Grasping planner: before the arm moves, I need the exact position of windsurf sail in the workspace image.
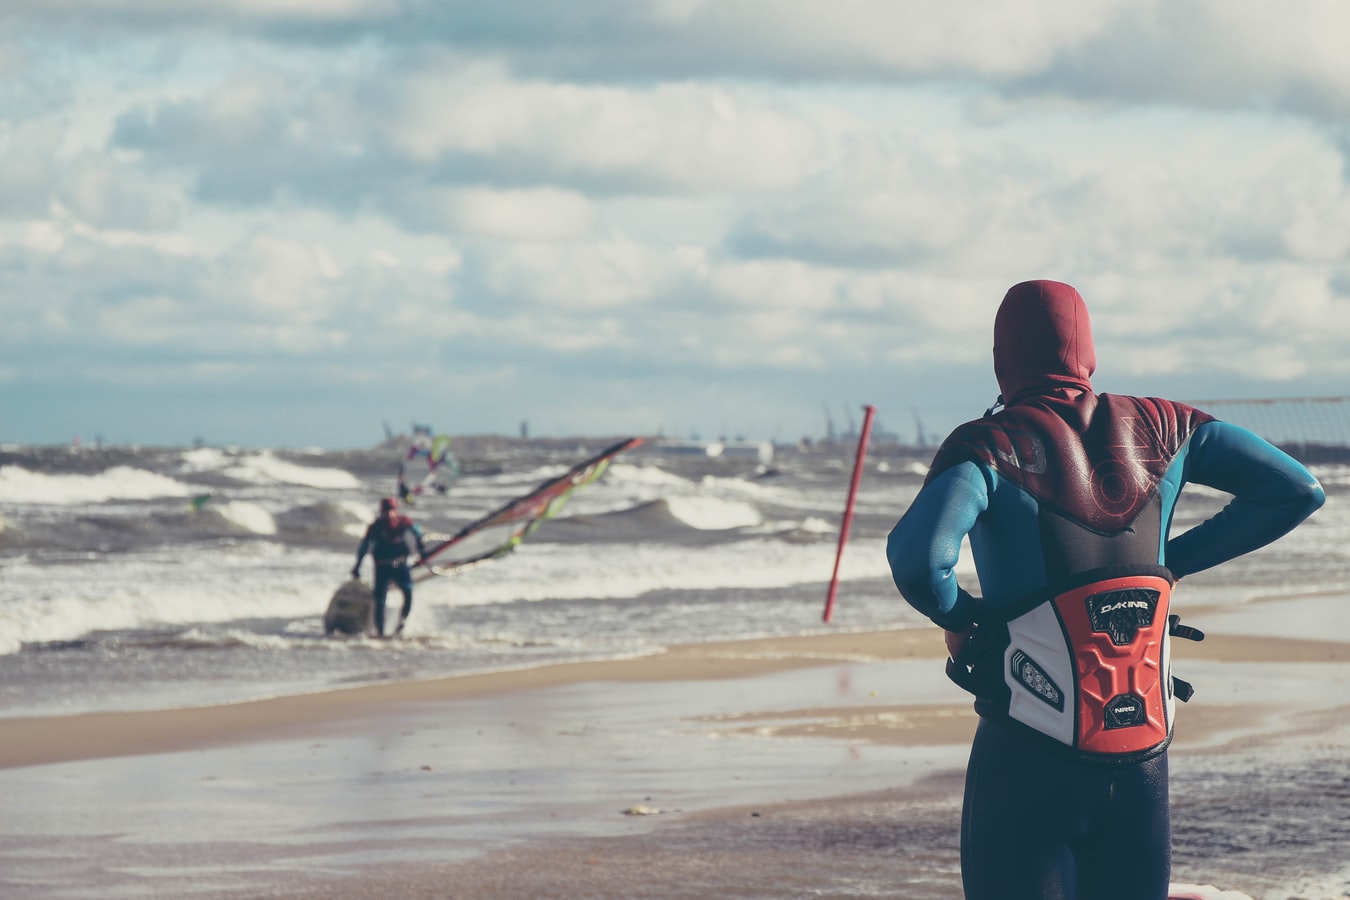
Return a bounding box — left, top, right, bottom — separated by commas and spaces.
415, 437, 643, 580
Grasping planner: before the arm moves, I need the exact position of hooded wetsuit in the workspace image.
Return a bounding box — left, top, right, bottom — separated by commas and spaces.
886, 280, 1324, 900
354, 502, 427, 636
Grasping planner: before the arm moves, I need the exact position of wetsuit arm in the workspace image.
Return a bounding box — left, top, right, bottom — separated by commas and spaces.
352, 531, 372, 577
1166, 421, 1325, 578
887, 461, 989, 631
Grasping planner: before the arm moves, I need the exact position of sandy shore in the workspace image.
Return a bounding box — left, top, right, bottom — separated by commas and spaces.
2, 628, 1347, 771
2, 626, 1348, 899
0, 628, 957, 770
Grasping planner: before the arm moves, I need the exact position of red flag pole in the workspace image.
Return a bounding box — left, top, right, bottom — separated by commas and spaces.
823, 404, 876, 623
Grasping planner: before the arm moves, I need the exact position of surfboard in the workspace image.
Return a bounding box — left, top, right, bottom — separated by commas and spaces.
323, 579, 376, 636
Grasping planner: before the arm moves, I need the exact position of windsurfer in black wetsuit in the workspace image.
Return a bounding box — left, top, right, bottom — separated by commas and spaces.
352, 497, 427, 637
887, 280, 1324, 899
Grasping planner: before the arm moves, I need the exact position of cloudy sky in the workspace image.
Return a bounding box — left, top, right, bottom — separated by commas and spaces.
3, 1, 1349, 449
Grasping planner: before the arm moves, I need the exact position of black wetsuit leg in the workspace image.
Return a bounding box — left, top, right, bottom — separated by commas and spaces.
960, 718, 1171, 900
391, 565, 413, 626
371, 565, 393, 636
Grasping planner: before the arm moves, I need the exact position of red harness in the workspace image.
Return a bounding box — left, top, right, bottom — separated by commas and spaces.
949, 567, 1204, 763
1047, 574, 1174, 755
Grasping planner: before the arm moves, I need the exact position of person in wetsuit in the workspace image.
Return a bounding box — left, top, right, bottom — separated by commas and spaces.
352, 496, 428, 637
886, 280, 1324, 900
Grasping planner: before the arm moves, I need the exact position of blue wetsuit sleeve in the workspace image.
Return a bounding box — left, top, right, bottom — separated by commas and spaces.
887, 461, 989, 631
1167, 420, 1325, 578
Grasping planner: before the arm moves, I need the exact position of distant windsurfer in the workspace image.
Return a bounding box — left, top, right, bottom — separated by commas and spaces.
351, 497, 427, 637
403, 424, 460, 499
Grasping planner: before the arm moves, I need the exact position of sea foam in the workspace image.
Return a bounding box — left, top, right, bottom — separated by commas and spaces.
222, 452, 362, 489
213, 501, 279, 535
0, 465, 192, 504
664, 495, 762, 530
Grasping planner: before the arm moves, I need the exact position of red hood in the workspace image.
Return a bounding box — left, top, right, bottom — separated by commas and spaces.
993, 280, 1095, 405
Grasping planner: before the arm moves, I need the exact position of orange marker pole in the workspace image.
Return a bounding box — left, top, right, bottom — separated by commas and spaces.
823, 404, 876, 623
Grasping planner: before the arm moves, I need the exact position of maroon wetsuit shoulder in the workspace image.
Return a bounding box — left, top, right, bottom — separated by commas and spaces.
926, 394, 1213, 533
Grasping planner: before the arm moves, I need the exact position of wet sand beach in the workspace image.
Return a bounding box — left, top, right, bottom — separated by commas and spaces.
2, 619, 1348, 899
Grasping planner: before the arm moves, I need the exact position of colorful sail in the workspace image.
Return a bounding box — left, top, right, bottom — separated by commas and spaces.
415, 437, 643, 580
428, 434, 460, 475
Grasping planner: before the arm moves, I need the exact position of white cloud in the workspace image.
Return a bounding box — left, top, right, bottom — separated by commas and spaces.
481, 236, 674, 311
388, 63, 828, 192
222, 0, 397, 16
0, 122, 66, 219
708, 0, 1122, 76
59, 157, 183, 230
230, 235, 342, 316
10, 2, 1350, 127
0, 0, 397, 22
5, 1, 1350, 446
448, 188, 595, 242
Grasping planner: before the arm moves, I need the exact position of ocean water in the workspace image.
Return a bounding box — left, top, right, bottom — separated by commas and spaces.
2, 438, 1348, 899
1, 437, 1347, 714
0, 438, 942, 716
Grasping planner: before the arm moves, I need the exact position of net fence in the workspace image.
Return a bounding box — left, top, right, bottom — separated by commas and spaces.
1187, 396, 1350, 464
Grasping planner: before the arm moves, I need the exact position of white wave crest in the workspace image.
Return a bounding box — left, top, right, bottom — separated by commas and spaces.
0, 465, 193, 505
665, 496, 762, 530
214, 501, 278, 535
607, 463, 693, 487
432, 537, 896, 607
222, 452, 362, 489
744, 515, 838, 536
175, 447, 361, 488
177, 448, 235, 472
0, 545, 347, 655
